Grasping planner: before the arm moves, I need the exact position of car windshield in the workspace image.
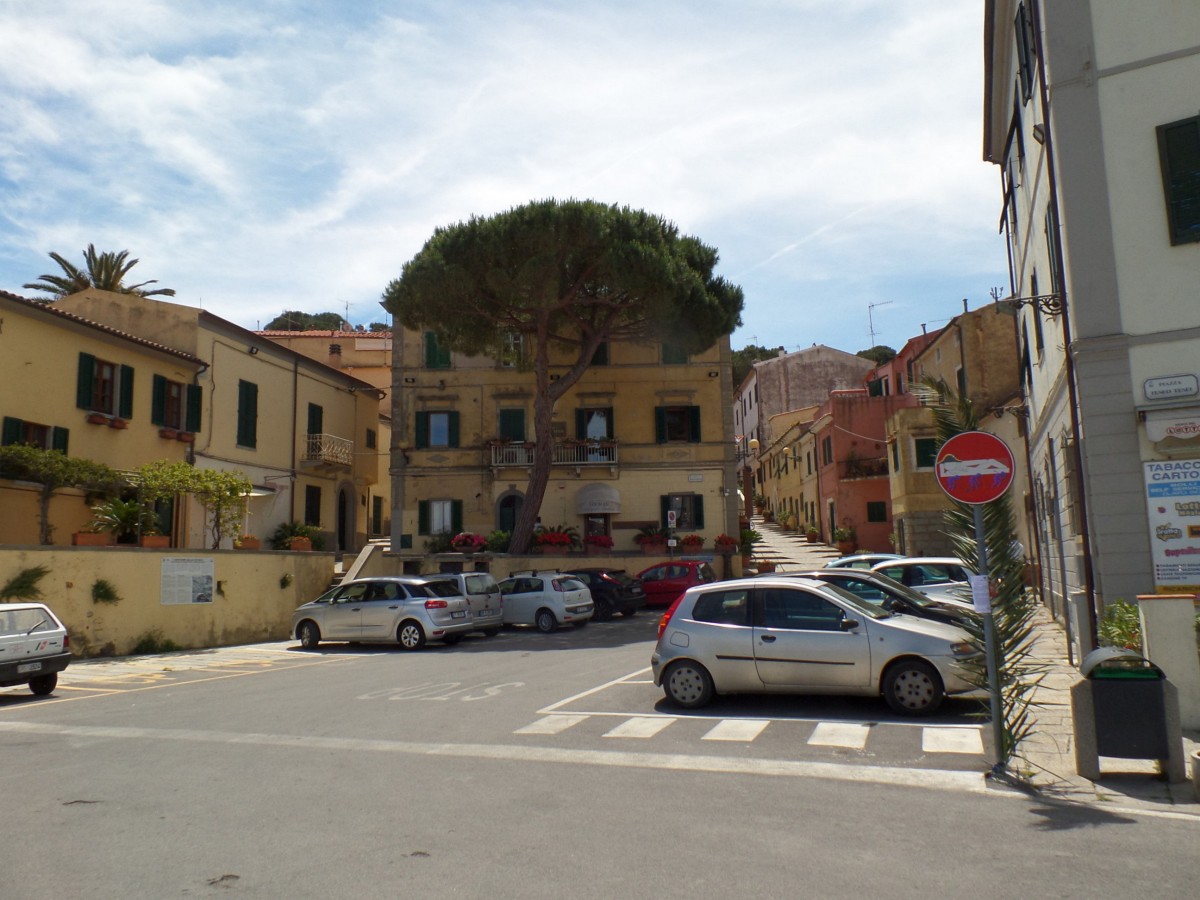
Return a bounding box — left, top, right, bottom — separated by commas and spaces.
818, 583, 891, 620
850, 572, 937, 609
554, 577, 586, 592
418, 581, 461, 598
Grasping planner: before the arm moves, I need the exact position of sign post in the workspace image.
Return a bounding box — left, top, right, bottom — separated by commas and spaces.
935, 431, 1015, 774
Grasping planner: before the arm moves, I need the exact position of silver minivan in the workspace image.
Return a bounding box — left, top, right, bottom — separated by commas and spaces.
427, 572, 504, 636
651, 576, 979, 715
0, 603, 71, 695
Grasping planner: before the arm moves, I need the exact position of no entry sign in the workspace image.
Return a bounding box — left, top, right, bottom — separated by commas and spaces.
935, 431, 1014, 505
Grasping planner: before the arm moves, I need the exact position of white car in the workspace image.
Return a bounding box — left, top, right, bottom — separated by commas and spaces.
498, 572, 594, 633
869, 557, 975, 605
0, 603, 71, 695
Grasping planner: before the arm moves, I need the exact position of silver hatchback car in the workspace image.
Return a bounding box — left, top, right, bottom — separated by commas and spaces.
651, 576, 979, 715
293, 576, 476, 650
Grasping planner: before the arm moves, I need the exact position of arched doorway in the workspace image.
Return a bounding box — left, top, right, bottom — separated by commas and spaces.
497, 492, 524, 532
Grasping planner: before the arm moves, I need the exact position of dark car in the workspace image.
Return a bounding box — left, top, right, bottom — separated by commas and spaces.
564, 568, 646, 620
636, 560, 718, 608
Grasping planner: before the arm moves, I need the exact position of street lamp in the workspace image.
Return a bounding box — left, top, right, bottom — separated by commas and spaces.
994, 292, 1064, 317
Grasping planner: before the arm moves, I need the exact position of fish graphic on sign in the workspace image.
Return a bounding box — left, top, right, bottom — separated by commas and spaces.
937, 454, 1011, 493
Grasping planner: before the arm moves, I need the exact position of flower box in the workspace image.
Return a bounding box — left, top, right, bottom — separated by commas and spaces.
73, 531, 114, 546
287, 536, 313, 552
234, 536, 261, 551
139, 534, 171, 548
86, 412, 109, 425
176, 431, 195, 443
158, 427, 179, 440
108, 418, 128, 429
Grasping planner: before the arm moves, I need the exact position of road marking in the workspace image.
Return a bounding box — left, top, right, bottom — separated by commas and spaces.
923, 727, 984, 754
514, 715, 589, 735
538, 668, 652, 714
604, 716, 675, 738
0, 720, 992, 795
808, 722, 870, 749
702, 719, 769, 741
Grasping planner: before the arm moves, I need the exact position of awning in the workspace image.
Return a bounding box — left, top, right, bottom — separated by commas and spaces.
575, 483, 621, 514
1145, 408, 1200, 442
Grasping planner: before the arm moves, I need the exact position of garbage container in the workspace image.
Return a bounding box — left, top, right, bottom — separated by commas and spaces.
1080, 646, 1169, 759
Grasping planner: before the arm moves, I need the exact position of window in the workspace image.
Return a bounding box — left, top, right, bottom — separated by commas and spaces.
867, 501, 887, 523
1014, 2, 1037, 104
424, 331, 451, 369
415, 411, 460, 448
575, 407, 613, 440
371, 496, 383, 535
365, 428, 377, 450
151, 375, 202, 432
237, 380, 258, 448
76, 353, 133, 418
914, 437, 938, 469
655, 406, 700, 443
499, 332, 523, 368
304, 485, 321, 527
662, 493, 704, 530
821, 436, 833, 466
662, 342, 688, 365
418, 499, 463, 535
691, 589, 750, 626
760, 588, 846, 632
1062, 435, 1084, 536
306, 403, 323, 436
1156, 115, 1200, 245
2, 417, 67, 452
499, 408, 525, 441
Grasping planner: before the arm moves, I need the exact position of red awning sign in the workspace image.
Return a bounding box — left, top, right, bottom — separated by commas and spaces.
935, 431, 1015, 505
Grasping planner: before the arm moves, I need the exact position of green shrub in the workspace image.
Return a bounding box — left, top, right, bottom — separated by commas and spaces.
485, 530, 511, 553
424, 531, 454, 553
269, 521, 325, 551
0, 566, 49, 601
130, 629, 181, 655
91, 578, 121, 604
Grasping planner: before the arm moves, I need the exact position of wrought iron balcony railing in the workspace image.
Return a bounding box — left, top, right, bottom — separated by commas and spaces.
489, 440, 619, 467
304, 432, 354, 467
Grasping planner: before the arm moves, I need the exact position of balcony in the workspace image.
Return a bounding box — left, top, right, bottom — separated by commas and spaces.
840, 455, 888, 480
303, 432, 354, 471
489, 440, 619, 470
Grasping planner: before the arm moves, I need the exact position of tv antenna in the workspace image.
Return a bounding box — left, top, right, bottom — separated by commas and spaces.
868, 301, 893, 347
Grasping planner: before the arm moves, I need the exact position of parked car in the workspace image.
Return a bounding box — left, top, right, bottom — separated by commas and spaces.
636, 560, 718, 608
822, 553, 905, 570
426, 571, 504, 636
0, 602, 71, 696
651, 576, 979, 715
498, 572, 594, 633
796, 569, 972, 626
869, 558, 975, 604
292, 576, 476, 651
563, 568, 646, 620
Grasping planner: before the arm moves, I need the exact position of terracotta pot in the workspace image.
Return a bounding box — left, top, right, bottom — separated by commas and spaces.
139, 534, 171, 548
715, 542, 738, 554
584, 545, 611, 556
806, 532, 819, 543
73, 532, 114, 546
86, 412, 109, 425
288, 536, 313, 552
177, 432, 195, 443
158, 427, 178, 440
235, 537, 261, 550
640, 541, 667, 556
108, 418, 128, 429
836, 540, 856, 555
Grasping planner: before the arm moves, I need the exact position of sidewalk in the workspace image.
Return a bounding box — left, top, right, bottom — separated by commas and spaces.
747, 517, 1200, 813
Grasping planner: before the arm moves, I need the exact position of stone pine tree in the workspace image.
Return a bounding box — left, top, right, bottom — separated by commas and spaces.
382, 199, 744, 553
919, 377, 1044, 773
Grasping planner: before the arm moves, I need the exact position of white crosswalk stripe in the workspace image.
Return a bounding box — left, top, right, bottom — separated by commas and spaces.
604, 716, 676, 738
808, 722, 870, 749
513, 715, 589, 735
702, 719, 770, 741
922, 726, 985, 754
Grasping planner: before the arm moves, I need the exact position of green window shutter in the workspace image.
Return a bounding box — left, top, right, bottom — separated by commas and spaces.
185, 385, 202, 432
660, 495, 670, 528
307, 403, 323, 435
499, 408, 525, 441
451, 500, 463, 533
575, 409, 587, 440
151, 375, 167, 426
654, 407, 666, 444
418, 500, 430, 535
693, 495, 705, 530
118, 365, 135, 419
688, 406, 701, 443
77, 353, 96, 409
237, 380, 258, 448
448, 412, 460, 448
424, 331, 451, 368
414, 412, 429, 449
52, 427, 69, 453
2, 417, 22, 446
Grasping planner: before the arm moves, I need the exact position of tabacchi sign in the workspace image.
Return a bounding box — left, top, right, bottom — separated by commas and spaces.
1144, 460, 1200, 593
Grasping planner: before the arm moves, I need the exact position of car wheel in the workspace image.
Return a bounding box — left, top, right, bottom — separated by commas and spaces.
534, 609, 557, 634
441, 633, 462, 646
882, 660, 944, 715
593, 597, 614, 621
29, 673, 57, 696
298, 620, 321, 650
663, 660, 714, 709
397, 620, 426, 650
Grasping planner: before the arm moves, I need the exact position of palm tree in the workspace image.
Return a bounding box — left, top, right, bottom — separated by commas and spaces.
23, 244, 176, 299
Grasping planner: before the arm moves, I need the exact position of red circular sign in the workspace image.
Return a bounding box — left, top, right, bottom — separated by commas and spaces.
935, 431, 1015, 505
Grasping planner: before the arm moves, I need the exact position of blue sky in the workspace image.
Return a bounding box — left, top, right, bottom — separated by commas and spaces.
0, 0, 1008, 354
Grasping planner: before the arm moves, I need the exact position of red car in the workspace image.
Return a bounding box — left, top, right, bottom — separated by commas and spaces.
635, 560, 718, 608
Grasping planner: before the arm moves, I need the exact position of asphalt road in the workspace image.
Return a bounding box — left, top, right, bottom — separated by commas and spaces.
2, 617, 1198, 898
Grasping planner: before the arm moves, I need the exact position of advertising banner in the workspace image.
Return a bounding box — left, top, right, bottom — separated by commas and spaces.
1144, 460, 1200, 593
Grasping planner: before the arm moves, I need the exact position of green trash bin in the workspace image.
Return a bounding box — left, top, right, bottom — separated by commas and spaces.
1080, 647, 1168, 759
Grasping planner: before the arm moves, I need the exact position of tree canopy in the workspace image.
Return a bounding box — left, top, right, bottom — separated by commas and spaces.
382, 198, 744, 552
263, 310, 349, 331
731, 343, 784, 387
856, 345, 897, 365
24, 244, 176, 299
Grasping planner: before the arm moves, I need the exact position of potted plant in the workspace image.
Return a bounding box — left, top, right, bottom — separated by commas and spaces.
450, 532, 488, 554
86, 497, 156, 545
634, 524, 668, 555
805, 523, 820, 543
233, 534, 261, 550
270, 521, 324, 552
139, 528, 171, 548
777, 510, 795, 531
534, 524, 579, 553
833, 526, 857, 555
713, 533, 739, 553
679, 533, 705, 550
485, 530, 511, 553
583, 534, 614, 555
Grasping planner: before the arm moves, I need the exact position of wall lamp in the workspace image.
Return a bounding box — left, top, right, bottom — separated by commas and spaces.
248, 346, 259, 355
994, 293, 1064, 317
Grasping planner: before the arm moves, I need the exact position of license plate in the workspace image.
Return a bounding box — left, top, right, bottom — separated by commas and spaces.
475, 608, 497, 618
17, 662, 41, 674
451, 611, 467, 619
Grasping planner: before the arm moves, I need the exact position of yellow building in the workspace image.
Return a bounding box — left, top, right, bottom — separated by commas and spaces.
387, 328, 739, 552
0, 290, 204, 545
50, 291, 384, 551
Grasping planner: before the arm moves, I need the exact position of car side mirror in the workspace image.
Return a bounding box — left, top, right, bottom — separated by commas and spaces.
840, 618, 860, 631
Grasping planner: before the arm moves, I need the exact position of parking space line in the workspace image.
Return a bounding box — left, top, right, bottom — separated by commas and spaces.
702, 719, 770, 741
603, 716, 676, 739
538, 667, 651, 714
514, 715, 589, 735
808, 722, 871, 749
922, 726, 984, 754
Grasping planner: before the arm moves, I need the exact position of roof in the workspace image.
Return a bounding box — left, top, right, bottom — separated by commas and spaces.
0, 289, 207, 366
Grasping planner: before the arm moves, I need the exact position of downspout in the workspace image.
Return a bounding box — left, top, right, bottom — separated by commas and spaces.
290, 357, 299, 524
1032, 0, 1098, 641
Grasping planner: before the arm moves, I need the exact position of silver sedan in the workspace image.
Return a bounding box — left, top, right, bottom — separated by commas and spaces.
292, 576, 476, 650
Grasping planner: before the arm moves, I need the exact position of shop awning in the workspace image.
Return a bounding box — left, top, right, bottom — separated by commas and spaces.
1145, 407, 1200, 442
575, 483, 621, 514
